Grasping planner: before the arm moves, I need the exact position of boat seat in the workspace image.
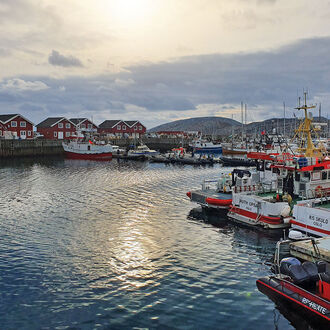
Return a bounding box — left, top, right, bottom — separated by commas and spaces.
302, 261, 319, 282
288, 264, 310, 284
316, 260, 327, 274
280, 257, 301, 276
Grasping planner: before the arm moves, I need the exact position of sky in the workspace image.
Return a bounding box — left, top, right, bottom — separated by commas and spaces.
1, 0, 330, 128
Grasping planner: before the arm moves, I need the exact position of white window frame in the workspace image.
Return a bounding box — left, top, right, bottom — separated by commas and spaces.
139, 126, 142, 131
27, 131, 32, 136
134, 126, 137, 130
11, 121, 17, 127
65, 132, 70, 137
20, 130, 26, 137
66, 123, 71, 129
123, 126, 126, 130
81, 124, 86, 129
58, 123, 63, 128
87, 124, 92, 129
20, 121, 26, 127
54, 131, 57, 138
117, 125, 121, 130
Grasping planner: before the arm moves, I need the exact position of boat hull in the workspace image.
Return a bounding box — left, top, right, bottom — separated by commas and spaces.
228, 206, 289, 229
64, 150, 113, 160
188, 190, 232, 210
193, 147, 222, 154
257, 276, 330, 327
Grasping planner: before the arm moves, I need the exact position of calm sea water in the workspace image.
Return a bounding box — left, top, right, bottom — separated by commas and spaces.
0, 158, 310, 329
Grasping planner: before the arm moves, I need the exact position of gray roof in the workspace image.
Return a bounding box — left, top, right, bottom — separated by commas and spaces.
0, 114, 34, 125
0, 114, 19, 123
99, 120, 122, 128
70, 118, 86, 125
70, 118, 98, 128
125, 120, 139, 127
36, 117, 66, 128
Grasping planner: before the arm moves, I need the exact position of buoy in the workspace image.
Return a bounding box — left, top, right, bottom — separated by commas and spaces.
186, 191, 191, 199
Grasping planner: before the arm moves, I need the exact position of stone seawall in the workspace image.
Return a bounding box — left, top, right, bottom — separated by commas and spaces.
110, 137, 192, 153
0, 140, 64, 158
0, 137, 192, 158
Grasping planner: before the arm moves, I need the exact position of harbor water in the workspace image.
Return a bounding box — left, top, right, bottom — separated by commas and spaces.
0, 158, 310, 329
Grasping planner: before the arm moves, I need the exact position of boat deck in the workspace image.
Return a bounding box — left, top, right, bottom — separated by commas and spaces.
191, 189, 231, 205
290, 237, 330, 263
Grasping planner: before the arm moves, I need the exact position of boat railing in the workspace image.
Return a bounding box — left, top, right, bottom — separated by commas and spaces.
202, 179, 219, 190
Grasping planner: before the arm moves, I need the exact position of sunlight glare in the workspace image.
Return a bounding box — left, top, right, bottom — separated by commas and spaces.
111, 0, 155, 26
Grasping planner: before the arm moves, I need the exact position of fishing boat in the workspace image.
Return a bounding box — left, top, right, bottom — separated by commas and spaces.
290, 195, 330, 237
127, 144, 159, 158
228, 94, 330, 230
62, 139, 113, 160
190, 138, 222, 155
257, 238, 330, 327
186, 169, 260, 211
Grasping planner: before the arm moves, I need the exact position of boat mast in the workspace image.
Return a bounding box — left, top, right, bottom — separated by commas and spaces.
241, 101, 244, 144
294, 92, 321, 157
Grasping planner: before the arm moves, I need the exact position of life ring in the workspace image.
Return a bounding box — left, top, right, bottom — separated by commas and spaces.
315, 185, 323, 197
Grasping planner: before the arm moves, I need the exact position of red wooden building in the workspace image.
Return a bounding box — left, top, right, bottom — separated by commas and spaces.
70, 118, 98, 133
0, 114, 34, 139
36, 117, 76, 140
98, 120, 146, 138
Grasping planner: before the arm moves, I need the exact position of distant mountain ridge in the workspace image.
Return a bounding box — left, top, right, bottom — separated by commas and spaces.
149, 116, 241, 135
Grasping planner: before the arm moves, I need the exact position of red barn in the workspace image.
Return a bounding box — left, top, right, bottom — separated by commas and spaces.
98, 120, 146, 138
0, 114, 34, 139
70, 118, 98, 133
36, 117, 76, 140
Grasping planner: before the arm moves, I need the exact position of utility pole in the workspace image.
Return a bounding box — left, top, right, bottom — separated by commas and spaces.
283, 102, 286, 137
241, 101, 244, 143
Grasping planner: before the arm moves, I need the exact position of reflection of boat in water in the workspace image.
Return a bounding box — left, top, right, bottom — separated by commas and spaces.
257, 238, 330, 328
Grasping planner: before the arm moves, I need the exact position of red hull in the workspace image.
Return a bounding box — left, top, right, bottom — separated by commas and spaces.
64, 151, 113, 160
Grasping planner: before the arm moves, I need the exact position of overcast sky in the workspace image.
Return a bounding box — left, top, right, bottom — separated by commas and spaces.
1, 0, 330, 128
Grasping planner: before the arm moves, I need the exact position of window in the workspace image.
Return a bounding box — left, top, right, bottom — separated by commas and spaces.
66, 132, 70, 137
139, 126, 142, 131
20, 121, 26, 127
81, 124, 86, 129
117, 125, 121, 130
134, 126, 137, 130
11, 121, 17, 127
54, 131, 57, 137
58, 123, 63, 128
66, 123, 71, 129
311, 172, 320, 181
27, 131, 32, 136
88, 124, 92, 129
328, 171, 330, 179
322, 171, 327, 180
123, 126, 126, 130
20, 131, 26, 137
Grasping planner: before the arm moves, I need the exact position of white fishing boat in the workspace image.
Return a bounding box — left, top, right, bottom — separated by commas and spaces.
62, 139, 113, 160
228, 93, 330, 231
190, 138, 222, 155
127, 144, 159, 158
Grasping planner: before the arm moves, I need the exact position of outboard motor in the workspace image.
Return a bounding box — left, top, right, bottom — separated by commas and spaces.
280, 257, 301, 276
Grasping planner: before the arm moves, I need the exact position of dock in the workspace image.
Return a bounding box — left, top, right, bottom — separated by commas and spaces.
290, 237, 330, 263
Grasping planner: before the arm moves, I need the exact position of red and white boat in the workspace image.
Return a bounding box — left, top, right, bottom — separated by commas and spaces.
257, 239, 330, 328
62, 139, 113, 160
228, 159, 330, 230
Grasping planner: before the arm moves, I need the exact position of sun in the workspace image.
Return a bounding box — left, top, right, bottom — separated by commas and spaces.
110, 0, 155, 26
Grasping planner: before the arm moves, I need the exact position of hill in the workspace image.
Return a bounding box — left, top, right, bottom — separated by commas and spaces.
149, 116, 241, 135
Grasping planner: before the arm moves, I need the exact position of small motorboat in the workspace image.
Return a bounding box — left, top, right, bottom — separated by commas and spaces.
127, 144, 159, 158
257, 238, 330, 327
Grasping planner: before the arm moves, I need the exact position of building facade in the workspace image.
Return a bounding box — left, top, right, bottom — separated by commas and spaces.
98, 120, 146, 138
0, 114, 34, 139
70, 118, 98, 133
36, 117, 76, 140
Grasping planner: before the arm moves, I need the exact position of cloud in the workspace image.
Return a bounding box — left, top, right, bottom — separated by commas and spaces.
0, 78, 49, 92
48, 50, 83, 67
1, 36, 330, 128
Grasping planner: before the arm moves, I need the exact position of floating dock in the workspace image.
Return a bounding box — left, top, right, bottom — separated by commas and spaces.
290, 237, 330, 263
